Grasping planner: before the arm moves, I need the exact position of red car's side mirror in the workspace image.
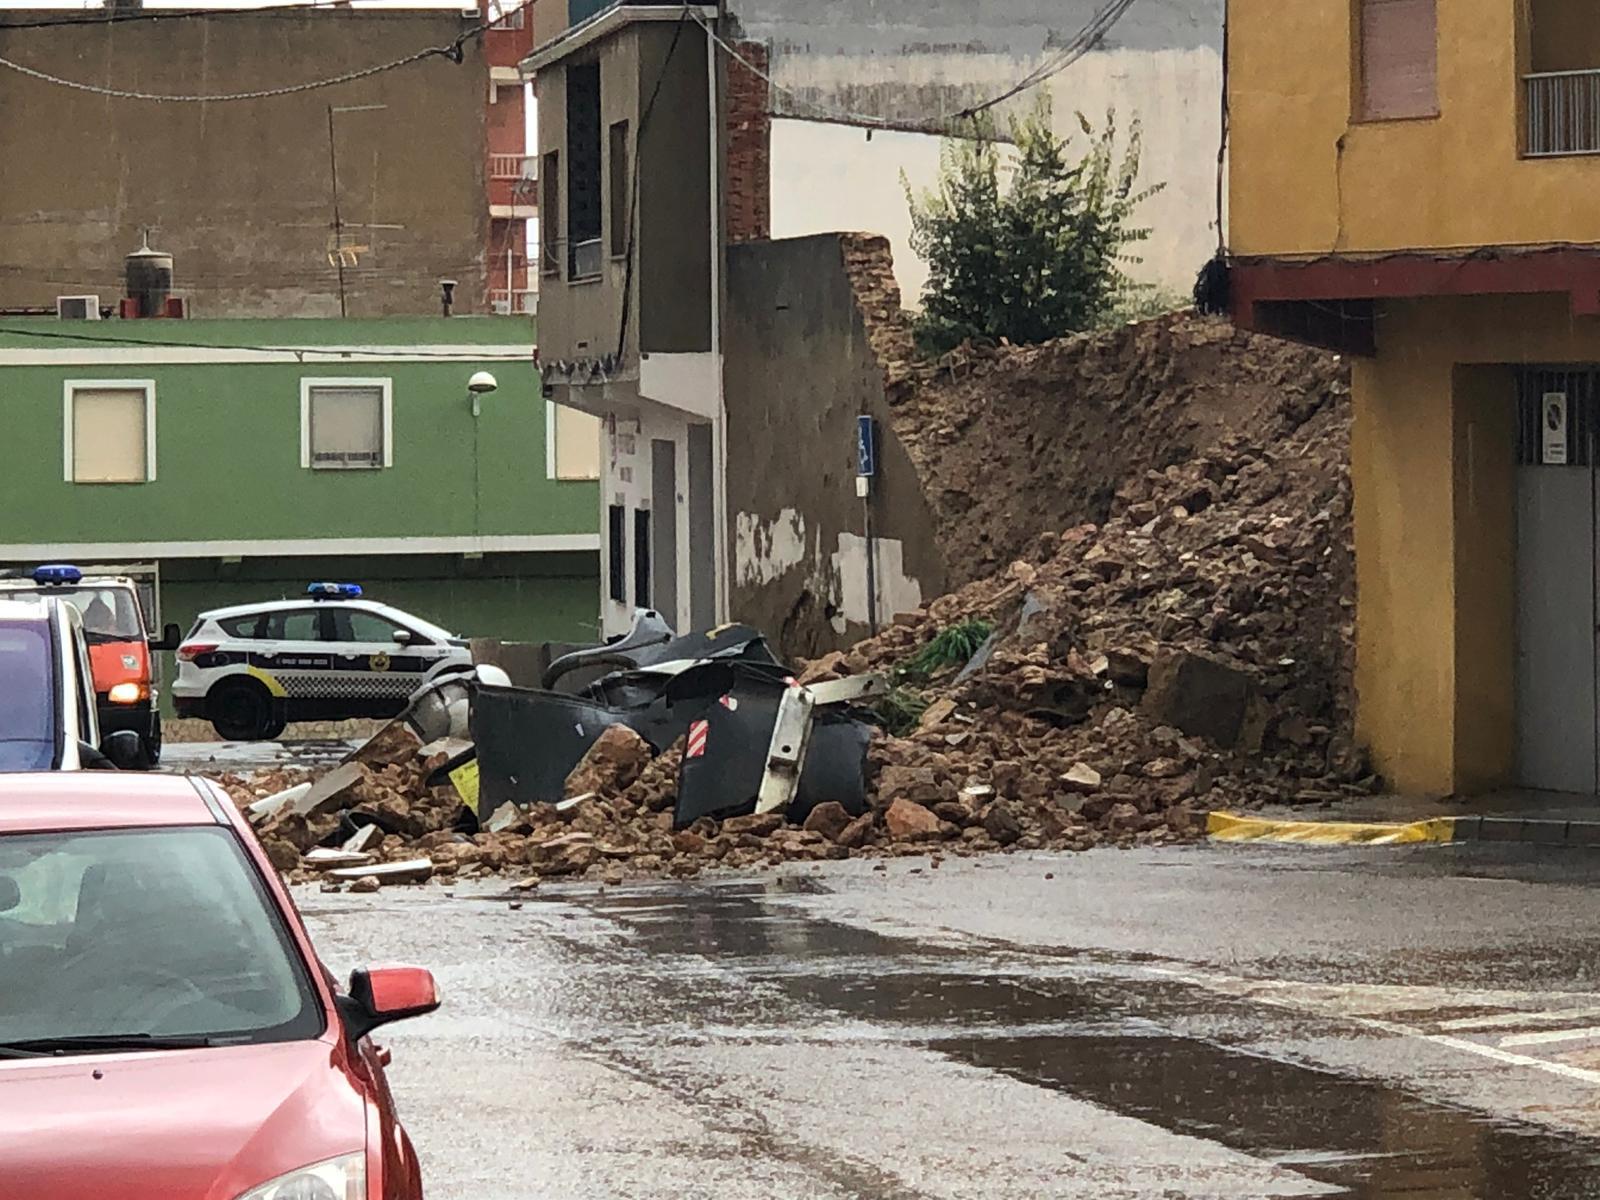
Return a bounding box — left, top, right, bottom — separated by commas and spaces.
342, 965, 440, 1042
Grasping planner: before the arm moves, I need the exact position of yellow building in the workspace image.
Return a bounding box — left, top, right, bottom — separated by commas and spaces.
1227, 0, 1600, 796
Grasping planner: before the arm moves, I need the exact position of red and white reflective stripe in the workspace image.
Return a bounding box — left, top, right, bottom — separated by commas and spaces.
687, 719, 709, 759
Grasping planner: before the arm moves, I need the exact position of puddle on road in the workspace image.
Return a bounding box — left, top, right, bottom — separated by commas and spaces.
569, 881, 1600, 1199
949, 1031, 1600, 1198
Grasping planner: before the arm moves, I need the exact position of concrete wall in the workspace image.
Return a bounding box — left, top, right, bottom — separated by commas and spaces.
725, 233, 943, 659
1349, 294, 1600, 796
771, 46, 1223, 304
744, 0, 1223, 299
637, 25, 713, 354
1229, 0, 1600, 257
0, 10, 490, 317
732, 0, 1221, 57
536, 23, 712, 364
771, 120, 944, 307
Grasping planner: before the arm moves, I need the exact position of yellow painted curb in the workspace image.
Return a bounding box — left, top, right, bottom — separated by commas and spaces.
1206, 812, 1458, 846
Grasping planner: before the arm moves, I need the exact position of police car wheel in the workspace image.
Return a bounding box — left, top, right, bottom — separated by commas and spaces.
209, 679, 275, 742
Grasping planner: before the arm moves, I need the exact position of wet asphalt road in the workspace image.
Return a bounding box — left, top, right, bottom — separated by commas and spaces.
299, 841, 1600, 1199
163, 739, 358, 775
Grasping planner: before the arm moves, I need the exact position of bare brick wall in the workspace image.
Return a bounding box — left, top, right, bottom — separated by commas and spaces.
724, 41, 772, 244
839, 233, 916, 402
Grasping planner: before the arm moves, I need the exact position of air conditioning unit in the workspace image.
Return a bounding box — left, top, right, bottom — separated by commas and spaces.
492, 298, 513, 315
56, 295, 101, 320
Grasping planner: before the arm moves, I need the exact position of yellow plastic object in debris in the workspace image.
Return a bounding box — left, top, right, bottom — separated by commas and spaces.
451, 759, 481, 816
1206, 811, 1457, 845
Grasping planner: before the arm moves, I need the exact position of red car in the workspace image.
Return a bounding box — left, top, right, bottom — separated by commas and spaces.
0, 773, 439, 1199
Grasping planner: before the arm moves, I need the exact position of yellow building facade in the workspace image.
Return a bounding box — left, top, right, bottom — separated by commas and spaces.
1228, 0, 1600, 795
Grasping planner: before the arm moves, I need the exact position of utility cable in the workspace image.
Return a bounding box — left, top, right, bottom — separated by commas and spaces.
0, 1, 407, 32
686, 0, 1141, 135
0, 323, 534, 359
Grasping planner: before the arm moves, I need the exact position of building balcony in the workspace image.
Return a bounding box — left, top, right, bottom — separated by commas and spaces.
490, 153, 537, 181
484, 0, 534, 66
488, 154, 538, 213
491, 287, 539, 315
1526, 70, 1600, 157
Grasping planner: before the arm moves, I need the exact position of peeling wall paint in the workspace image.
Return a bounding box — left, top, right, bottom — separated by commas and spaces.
734, 508, 810, 587
833, 532, 924, 631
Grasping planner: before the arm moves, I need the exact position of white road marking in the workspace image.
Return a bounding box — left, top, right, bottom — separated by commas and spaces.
1499, 1025, 1600, 1048
1142, 966, 1600, 1087
1438, 1005, 1600, 1032
1405, 1029, 1600, 1085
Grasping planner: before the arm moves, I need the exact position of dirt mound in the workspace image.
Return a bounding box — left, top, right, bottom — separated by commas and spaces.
892, 313, 1348, 588
808, 331, 1364, 829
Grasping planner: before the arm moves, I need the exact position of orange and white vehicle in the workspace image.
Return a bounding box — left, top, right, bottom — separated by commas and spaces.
0, 566, 177, 768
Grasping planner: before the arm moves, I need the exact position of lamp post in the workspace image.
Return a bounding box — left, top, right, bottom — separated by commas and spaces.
467, 372, 499, 538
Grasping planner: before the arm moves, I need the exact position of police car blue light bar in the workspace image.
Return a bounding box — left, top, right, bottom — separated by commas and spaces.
32, 564, 83, 585
307, 582, 363, 599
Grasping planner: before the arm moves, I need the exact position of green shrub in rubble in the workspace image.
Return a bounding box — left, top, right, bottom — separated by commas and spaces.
906, 100, 1163, 355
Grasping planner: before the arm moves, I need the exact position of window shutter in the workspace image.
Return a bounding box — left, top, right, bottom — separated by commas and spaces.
1361, 0, 1438, 120
553, 404, 601, 480
310, 386, 384, 468
72, 388, 147, 482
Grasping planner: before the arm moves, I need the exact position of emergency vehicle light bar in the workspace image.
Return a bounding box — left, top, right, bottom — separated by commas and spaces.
307, 582, 363, 599
33, 564, 83, 585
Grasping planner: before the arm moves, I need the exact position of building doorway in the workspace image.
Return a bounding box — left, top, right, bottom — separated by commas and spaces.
1515, 369, 1600, 792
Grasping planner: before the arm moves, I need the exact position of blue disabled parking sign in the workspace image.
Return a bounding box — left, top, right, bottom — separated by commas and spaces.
856, 415, 877, 478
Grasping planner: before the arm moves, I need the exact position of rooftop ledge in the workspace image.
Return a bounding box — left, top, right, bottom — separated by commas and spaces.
519, 4, 719, 77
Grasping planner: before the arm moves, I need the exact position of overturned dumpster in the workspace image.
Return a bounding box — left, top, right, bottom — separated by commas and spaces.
470, 615, 884, 831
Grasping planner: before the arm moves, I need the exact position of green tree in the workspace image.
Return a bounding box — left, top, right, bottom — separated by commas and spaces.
906, 103, 1162, 355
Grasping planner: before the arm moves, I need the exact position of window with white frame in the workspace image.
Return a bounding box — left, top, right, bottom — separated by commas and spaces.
63, 381, 155, 484
300, 379, 392, 470
548, 402, 601, 481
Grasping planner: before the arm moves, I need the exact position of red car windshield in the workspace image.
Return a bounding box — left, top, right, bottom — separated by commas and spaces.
3, 588, 144, 643
0, 827, 323, 1051
0, 624, 57, 773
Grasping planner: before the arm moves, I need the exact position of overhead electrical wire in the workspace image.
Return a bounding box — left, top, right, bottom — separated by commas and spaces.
0, 323, 534, 360
0, 1, 426, 32
685, 0, 1142, 135
0, 0, 532, 101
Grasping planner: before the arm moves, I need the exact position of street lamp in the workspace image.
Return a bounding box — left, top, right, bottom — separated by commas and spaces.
467, 370, 498, 418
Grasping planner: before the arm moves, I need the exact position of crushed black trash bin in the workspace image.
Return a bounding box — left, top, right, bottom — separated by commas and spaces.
469, 610, 880, 832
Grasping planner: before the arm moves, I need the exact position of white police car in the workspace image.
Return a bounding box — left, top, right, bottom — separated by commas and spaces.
171, 584, 474, 741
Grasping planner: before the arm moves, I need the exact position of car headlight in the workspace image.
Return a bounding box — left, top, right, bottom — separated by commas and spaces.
233, 1153, 365, 1200
108, 682, 147, 703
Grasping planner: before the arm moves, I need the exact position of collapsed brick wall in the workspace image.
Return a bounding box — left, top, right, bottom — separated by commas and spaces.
838, 233, 917, 402
724, 40, 772, 244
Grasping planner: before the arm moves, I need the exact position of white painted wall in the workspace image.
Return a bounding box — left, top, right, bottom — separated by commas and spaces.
771, 120, 944, 308
599, 404, 704, 639
769, 47, 1223, 303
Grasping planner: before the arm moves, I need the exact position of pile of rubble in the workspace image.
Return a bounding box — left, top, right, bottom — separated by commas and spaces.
216, 313, 1365, 888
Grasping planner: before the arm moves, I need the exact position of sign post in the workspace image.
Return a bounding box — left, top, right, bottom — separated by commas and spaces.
856, 416, 879, 635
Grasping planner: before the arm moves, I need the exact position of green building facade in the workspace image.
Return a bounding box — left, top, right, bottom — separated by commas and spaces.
0, 315, 600, 698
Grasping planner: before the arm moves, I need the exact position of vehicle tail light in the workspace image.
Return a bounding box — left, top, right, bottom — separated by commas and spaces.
107, 682, 148, 704
176, 643, 217, 662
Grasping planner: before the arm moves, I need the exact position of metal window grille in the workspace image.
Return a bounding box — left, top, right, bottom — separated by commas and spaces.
1526, 71, 1600, 156
1517, 369, 1600, 467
